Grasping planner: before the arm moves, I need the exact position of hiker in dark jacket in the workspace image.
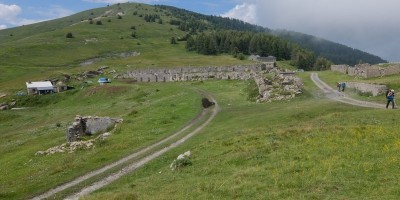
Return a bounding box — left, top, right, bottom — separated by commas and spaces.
386, 89, 395, 109
341, 82, 346, 92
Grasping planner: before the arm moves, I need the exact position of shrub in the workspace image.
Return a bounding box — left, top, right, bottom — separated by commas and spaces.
66, 32, 74, 38
237, 53, 245, 60
117, 15, 122, 19
201, 98, 215, 108
170, 37, 177, 44
96, 21, 102, 25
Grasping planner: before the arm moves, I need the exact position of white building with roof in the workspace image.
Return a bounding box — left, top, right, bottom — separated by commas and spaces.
26, 81, 54, 95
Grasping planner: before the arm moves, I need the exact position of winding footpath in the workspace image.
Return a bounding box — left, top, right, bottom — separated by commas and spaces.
311, 73, 385, 109
31, 89, 219, 200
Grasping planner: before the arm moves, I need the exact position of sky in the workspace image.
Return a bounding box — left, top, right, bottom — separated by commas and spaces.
1, 0, 399, 62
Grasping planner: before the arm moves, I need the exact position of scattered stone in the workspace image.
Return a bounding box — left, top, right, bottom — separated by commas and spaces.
170, 151, 192, 171
35, 139, 97, 156
0, 103, 9, 110
255, 71, 303, 102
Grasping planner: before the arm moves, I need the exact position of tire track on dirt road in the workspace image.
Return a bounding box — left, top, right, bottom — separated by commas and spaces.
31, 89, 219, 200
311, 73, 385, 109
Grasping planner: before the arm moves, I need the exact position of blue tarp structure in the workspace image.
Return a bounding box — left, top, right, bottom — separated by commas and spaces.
98, 78, 111, 84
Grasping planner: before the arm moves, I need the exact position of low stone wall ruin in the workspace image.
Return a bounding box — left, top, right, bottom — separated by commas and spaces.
254, 70, 303, 102
331, 63, 400, 78
117, 64, 303, 102
345, 82, 387, 96
116, 64, 269, 82
66, 116, 123, 142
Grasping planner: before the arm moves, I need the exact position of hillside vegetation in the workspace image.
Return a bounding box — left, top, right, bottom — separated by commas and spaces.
273, 30, 386, 65
0, 2, 399, 200
0, 2, 385, 72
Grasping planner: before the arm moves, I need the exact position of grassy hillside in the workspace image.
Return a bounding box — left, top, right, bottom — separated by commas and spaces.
0, 81, 203, 199
82, 72, 400, 200
1, 2, 400, 200
0, 3, 249, 70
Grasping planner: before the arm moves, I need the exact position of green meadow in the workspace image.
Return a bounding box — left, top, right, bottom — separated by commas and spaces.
1, 2, 400, 200
2, 70, 400, 199
79, 73, 400, 200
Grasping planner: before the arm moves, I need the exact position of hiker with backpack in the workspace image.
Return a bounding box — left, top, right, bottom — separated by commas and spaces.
386, 89, 395, 109
341, 82, 346, 92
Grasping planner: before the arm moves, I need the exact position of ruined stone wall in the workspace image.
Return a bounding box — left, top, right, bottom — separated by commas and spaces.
66, 116, 123, 142
117, 64, 265, 82
117, 64, 303, 102
348, 67, 366, 77
333, 64, 400, 78
331, 65, 350, 74
385, 64, 400, 76
345, 82, 387, 96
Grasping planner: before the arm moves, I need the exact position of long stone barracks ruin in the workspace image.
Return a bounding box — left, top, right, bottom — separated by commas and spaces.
331, 63, 400, 78
117, 65, 266, 82
66, 116, 123, 142
116, 64, 303, 102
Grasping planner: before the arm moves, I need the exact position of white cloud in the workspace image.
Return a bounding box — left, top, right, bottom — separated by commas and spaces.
231, 0, 400, 61
0, 3, 75, 28
0, 25, 7, 30
0, 4, 22, 23
0, 3, 41, 26
221, 3, 256, 24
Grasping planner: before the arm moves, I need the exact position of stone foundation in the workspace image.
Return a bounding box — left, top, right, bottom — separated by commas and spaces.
331, 63, 400, 78
66, 116, 123, 142
345, 82, 387, 96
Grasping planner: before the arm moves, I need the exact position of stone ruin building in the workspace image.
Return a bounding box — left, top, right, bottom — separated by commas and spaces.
331, 63, 400, 78
116, 64, 268, 82
116, 64, 303, 102
66, 115, 123, 142
330, 64, 394, 96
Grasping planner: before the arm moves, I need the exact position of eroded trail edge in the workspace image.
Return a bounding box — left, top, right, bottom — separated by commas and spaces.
311, 73, 384, 109
31, 89, 219, 200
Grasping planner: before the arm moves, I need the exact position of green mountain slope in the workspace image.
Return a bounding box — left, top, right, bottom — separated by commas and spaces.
0, 2, 386, 69
1, 3, 400, 200
272, 30, 386, 65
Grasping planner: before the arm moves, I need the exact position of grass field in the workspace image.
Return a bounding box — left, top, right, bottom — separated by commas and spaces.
78, 72, 400, 200
2, 66, 400, 199
2, 2, 400, 200
0, 81, 204, 199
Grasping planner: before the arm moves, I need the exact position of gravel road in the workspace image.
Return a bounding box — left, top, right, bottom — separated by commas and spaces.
31, 89, 219, 200
311, 73, 385, 109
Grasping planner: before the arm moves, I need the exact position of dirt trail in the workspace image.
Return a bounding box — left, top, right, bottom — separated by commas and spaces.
311, 73, 385, 109
31, 89, 219, 200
